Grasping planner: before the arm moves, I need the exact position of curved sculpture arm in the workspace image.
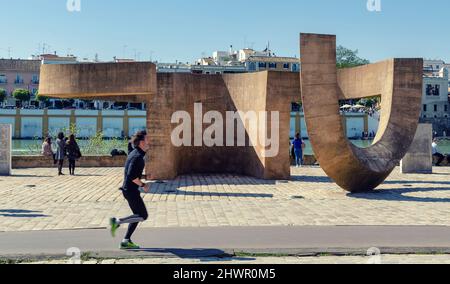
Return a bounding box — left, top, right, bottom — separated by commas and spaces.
300, 33, 422, 192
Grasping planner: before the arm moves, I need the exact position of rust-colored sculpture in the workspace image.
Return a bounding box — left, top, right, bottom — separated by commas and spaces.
39, 33, 423, 193
40, 64, 298, 181
300, 34, 422, 192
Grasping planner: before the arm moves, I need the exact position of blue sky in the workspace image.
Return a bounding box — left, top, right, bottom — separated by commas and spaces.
1, 0, 449, 63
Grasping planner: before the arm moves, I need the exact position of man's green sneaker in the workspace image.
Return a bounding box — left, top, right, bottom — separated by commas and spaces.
120, 241, 140, 250
109, 218, 120, 238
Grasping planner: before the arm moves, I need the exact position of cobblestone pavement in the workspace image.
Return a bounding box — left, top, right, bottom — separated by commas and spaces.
28, 254, 450, 264
0, 166, 449, 232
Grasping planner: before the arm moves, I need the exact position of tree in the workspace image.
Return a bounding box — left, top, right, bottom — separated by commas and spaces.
36, 91, 50, 106
0, 88, 6, 105
36, 91, 51, 107
336, 45, 370, 69
12, 89, 31, 107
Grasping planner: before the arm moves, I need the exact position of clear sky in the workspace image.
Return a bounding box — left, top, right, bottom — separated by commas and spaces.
1, 0, 449, 63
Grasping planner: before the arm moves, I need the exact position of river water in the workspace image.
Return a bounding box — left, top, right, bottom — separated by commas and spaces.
12, 139, 450, 156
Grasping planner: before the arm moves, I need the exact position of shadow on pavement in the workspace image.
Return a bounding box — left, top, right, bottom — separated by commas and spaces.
11, 174, 53, 178
146, 174, 275, 198
348, 187, 450, 203
0, 209, 50, 218
123, 248, 256, 261
384, 180, 450, 186
291, 175, 333, 183
70, 174, 105, 177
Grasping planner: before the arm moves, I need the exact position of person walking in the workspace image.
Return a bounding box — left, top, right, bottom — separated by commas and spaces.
432, 138, 445, 166
110, 131, 150, 250
55, 132, 66, 176
292, 133, 305, 168
66, 134, 82, 176
127, 138, 134, 155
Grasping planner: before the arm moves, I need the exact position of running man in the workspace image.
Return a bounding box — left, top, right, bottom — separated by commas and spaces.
110, 130, 150, 250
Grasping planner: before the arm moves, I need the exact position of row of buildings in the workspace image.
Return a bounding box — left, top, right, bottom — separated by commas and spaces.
156, 46, 300, 74
422, 59, 450, 118
421, 60, 450, 136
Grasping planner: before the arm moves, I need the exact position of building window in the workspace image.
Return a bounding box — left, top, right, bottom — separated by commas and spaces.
426, 84, 440, 96
423, 104, 427, 112
31, 74, 39, 84
248, 62, 256, 71
258, 62, 267, 68
434, 105, 438, 112
15, 74, 24, 84
434, 85, 440, 96
445, 105, 448, 112
426, 84, 432, 96
292, 64, 299, 72
283, 63, 290, 69
269, 63, 277, 69
0, 74, 6, 84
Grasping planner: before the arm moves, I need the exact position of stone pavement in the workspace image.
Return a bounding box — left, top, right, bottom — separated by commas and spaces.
0, 166, 450, 232
28, 254, 450, 264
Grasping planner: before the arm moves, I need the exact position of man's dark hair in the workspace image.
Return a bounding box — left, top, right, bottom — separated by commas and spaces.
57, 132, 65, 140
131, 130, 147, 148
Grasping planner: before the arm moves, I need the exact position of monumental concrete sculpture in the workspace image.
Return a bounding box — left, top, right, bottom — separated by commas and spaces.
40, 62, 298, 181
300, 33, 422, 192
39, 33, 423, 193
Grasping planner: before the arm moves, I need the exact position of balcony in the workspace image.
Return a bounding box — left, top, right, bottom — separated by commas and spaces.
0, 80, 7, 84
14, 79, 24, 85
31, 79, 40, 85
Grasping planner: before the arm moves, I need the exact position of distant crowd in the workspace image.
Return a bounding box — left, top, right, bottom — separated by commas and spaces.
41, 132, 82, 176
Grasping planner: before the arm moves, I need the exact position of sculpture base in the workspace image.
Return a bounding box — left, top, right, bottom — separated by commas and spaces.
400, 124, 433, 174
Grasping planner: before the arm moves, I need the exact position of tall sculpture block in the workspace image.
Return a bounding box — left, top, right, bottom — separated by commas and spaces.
0, 124, 12, 176
400, 123, 433, 174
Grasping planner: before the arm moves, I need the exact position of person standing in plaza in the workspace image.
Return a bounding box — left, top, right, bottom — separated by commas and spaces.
41, 137, 56, 164
65, 134, 82, 176
110, 130, 150, 250
292, 133, 305, 168
55, 132, 66, 176
432, 138, 445, 166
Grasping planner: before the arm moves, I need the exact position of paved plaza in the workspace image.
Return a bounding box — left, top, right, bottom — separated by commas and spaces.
1, 166, 449, 232
28, 254, 450, 265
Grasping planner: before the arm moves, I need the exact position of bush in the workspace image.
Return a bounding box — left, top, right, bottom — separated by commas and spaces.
12, 89, 31, 105
36, 91, 50, 104
0, 88, 6, 103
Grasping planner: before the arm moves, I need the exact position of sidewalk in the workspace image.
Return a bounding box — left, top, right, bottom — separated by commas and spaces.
1, 226, 450, 260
